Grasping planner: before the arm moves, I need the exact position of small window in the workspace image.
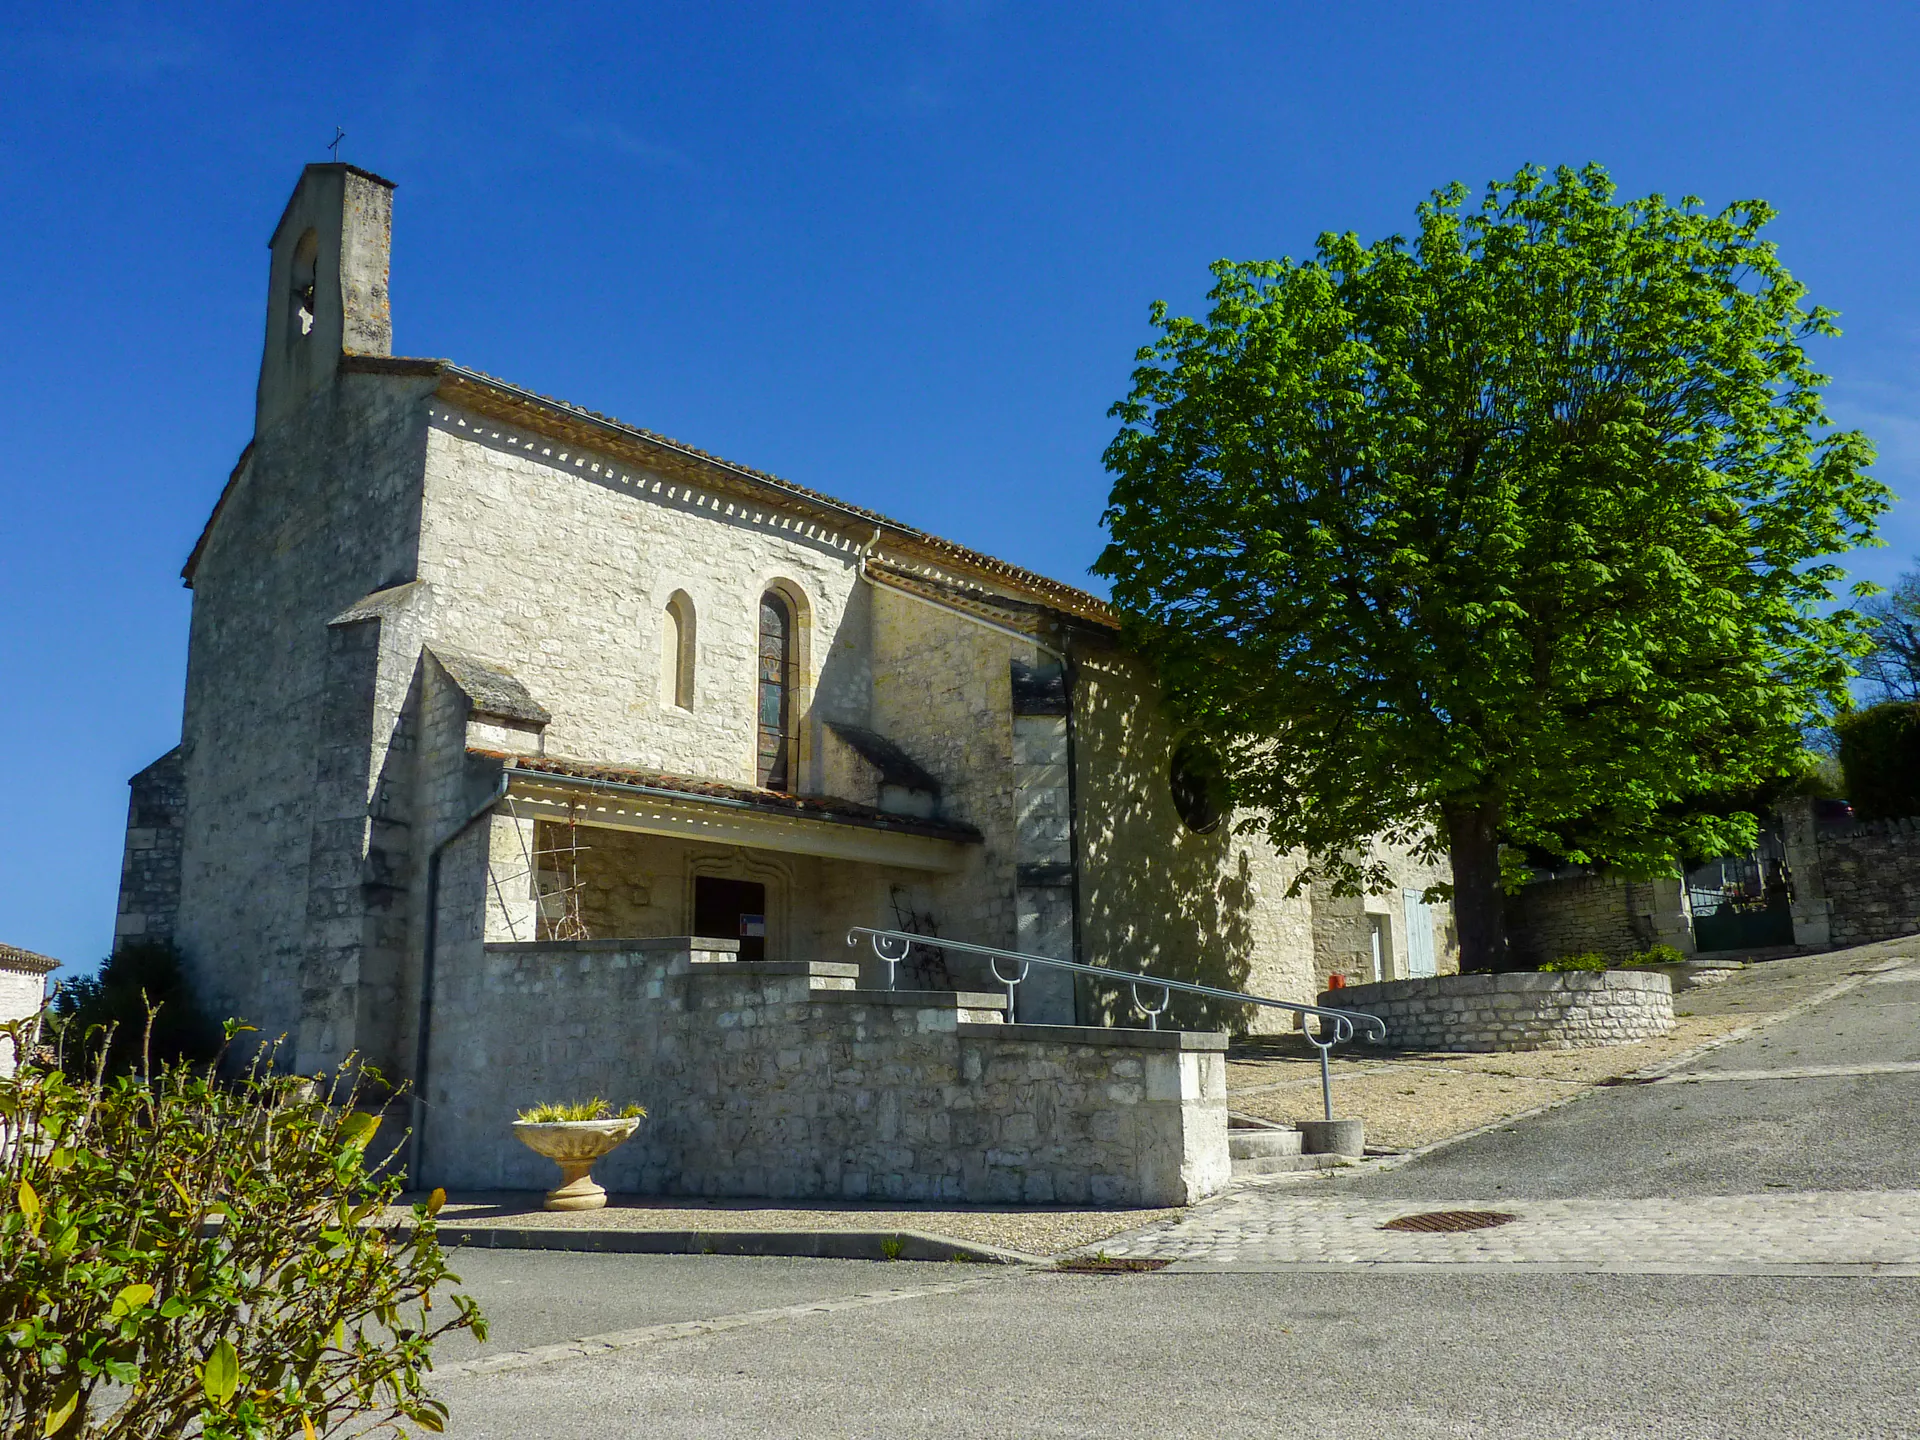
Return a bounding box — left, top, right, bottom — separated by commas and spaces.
1169, 737, 1225, 834
289, 228, 319, 339
662, 591, 695, 710
757, 591, 792, 790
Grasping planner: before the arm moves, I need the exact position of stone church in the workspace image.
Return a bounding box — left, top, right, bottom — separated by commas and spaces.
114, 165, 1453, 1203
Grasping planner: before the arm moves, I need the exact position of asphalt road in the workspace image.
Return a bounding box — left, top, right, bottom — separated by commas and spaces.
429, 1252, 931, 1366
426, 1264, 1919, 1439
413, 960, 1920, 1439
1339, 966, 1920, 1201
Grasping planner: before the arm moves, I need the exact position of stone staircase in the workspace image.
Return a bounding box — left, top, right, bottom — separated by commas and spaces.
1228, 1113, 1354, 1177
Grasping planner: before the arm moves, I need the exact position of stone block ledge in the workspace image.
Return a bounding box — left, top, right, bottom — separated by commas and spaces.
810, 988, 1008, 1012
485, 936, 741, 955
683, 960, 864, 981
958, 1022, 1228, 1052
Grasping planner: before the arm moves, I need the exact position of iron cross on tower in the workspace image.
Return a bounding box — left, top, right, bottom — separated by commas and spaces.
327, 127, 345, 161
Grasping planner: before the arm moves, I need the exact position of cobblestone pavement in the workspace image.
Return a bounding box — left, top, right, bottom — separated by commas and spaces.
1106, 945, 1920, 1273
1096, 1188, 1920, 1271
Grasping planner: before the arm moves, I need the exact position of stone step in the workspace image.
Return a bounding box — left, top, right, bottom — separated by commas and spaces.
1228, 1128, 1303, 1161
1231, 1153, 1354, 1176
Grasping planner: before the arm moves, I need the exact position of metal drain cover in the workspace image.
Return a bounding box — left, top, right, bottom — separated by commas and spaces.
1380, 1209, 1517, 1233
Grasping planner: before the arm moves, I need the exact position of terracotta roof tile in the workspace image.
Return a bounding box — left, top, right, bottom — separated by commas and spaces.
0, 944, 60, 975
476, 750, 983, 844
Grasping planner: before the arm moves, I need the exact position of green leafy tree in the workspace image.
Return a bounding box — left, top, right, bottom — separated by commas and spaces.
1, 1019, 484, 1438
1097, 164, 1885, 970
1833, 702, 1920, 820
1857, 570, 1920, 703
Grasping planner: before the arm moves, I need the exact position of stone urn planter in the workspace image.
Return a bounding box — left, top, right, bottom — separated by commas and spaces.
510, 1117, 642, 1211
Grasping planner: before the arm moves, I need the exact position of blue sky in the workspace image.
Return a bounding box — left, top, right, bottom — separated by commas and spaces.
2, 0, 1916, 972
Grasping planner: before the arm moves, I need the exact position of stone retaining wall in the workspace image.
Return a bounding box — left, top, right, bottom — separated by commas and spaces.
1813, 817, 1920, 949
424, 938, 1229, 1207
1317, 970, 1674, 1052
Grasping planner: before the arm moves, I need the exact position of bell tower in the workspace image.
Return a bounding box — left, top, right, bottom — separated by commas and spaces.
255, 163, 395, 434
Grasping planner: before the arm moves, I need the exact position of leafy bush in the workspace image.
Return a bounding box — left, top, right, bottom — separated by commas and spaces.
0, 1018, 484, 1439
1833, 702, 1920, 821
1539, 953, 1610, 973
1628, 944, 1688, 968
514, 1099, 644, 1122
51, 942, 221, 1077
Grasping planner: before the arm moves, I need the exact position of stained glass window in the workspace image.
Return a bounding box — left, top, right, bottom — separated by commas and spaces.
757, 593, 791, 790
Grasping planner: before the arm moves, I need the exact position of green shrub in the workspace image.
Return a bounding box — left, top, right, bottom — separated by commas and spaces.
0, 1017, 484, 1439
52, 942, 220, 1077
1833, 702, 1920, 820
1628, 944, 1688, 968
515, 1098, 645, 1122
1539, 953, 1610, 973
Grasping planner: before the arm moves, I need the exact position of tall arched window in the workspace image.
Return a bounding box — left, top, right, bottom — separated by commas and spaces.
662, 591, 695, 710
757, 591, 792, 790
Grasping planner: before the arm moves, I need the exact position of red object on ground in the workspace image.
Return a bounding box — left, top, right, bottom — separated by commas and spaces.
1327, 973, 1346, 989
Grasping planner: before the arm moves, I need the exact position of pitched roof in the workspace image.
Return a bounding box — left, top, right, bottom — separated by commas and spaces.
428, 647, 551, 726
480, 749, 982, 844
185, 358, 1119, 632
823, 722, 943, 795
0, 944, 60, 976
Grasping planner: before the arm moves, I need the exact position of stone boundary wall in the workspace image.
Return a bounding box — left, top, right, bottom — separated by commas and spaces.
424, 938, 1229, 1207
1814, 818, 1920, 949
1318, 970, 1674, 1052
1505, 873, 1651, 967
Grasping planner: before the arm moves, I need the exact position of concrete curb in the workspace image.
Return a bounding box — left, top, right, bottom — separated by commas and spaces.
437, 1223, 1042, 1266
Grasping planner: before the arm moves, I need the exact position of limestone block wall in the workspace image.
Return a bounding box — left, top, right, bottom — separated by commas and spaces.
1506, 871, 1699, 967
1321, 970, 1675, 1053
866, 585, 1027, 979
1309, 856, 1460, 990
0, 946, 58, 1077
1814, 819, 1920, 949
115, 749, 186, 948
1070, 648, 1320, 1032
416, 403, 873, 791
175, 372, 435, 1054
1506, 873, 1650, 967
422, 938, 1229, 1207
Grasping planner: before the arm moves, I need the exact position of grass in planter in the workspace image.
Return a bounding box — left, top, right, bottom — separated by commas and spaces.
1538, 953, 1609, 973
516, 1099, 646, 1122
1539, 943, 1688, 974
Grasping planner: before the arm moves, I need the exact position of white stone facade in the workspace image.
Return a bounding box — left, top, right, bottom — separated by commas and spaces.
120, 164, 1457, 1197
0, 945, 58, 1077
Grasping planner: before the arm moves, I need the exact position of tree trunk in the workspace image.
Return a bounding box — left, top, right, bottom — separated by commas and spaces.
1443, 801, 1510, 972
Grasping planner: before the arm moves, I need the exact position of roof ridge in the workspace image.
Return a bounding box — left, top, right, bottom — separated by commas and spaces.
385, 357, 1116, 624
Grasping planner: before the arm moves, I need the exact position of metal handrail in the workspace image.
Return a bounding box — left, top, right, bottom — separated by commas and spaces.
845, 927, 1386, 1122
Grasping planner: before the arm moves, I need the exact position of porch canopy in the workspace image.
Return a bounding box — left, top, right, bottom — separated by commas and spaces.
478, 750, 980, 873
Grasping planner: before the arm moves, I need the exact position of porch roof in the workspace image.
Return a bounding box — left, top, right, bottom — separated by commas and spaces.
478, 749, 983, 873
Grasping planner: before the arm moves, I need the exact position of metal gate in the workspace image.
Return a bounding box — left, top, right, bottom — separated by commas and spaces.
1686, 829, 1794, 952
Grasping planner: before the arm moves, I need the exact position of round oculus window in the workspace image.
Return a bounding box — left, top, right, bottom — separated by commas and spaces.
1169, 739, 1225, 834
